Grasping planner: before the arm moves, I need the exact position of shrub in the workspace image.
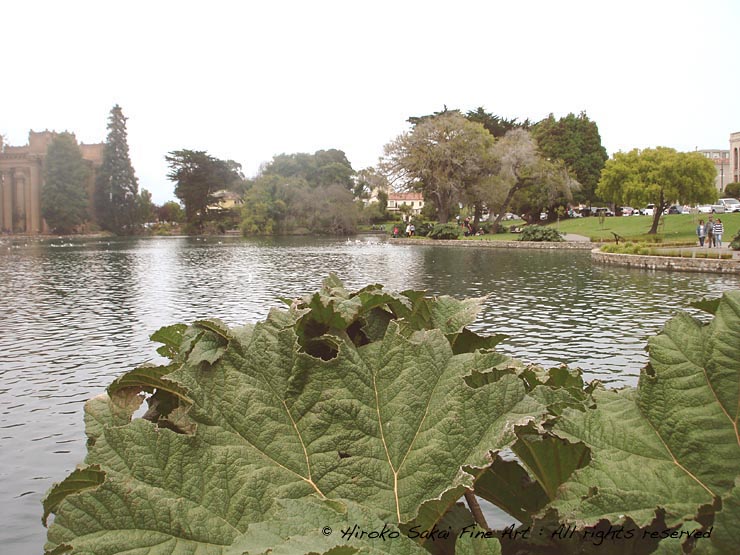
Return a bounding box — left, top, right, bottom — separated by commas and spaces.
427, 222, 462, 240
517, 225, 563, 242
724, 182, 740, 198
730, 229, 740, 251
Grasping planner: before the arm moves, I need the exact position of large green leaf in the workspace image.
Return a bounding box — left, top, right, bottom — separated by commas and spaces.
550, 291, 740, 531
44, 279, 542, 554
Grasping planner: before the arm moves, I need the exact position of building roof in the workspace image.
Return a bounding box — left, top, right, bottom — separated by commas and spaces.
388, 192, 423, 201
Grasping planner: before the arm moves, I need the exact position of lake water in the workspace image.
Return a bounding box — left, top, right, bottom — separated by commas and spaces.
1, 235, 739, 553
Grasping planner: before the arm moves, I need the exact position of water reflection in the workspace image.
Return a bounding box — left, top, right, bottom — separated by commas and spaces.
0, 235, 738, 552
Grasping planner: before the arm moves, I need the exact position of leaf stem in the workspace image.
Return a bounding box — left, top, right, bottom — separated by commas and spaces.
464, 489, 490, 531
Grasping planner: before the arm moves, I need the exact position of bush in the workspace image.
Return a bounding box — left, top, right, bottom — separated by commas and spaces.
517, 225, 563, 242
730, 229, 740, 251
724, 182, 740, 198
427, 222, 462, 240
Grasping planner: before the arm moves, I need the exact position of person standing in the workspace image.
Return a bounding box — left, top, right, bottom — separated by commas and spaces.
713, 218, 724, 247
696, 219, 706, 247
706, 216, 715, 247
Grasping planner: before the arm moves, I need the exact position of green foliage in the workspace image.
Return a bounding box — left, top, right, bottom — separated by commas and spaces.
166, 150, 244, 231
428, 222, 463, 239
600, 242, 652, 254
41, 132, 90, 234
157, 200, 185, 223
262, 149, 355, 190
382, 112, 495, 223
517, 225, 564, 242
94, 105, 139, 234
465, 107, 530, 138
134, 188, 155, 226
480, 130, 577, 232
597, 147, 716, 234
728, 228, 740, 250
241, 153, 359, 236
724, 182, 740, 198
42, 279, 740, 555
532, 112, 608, 205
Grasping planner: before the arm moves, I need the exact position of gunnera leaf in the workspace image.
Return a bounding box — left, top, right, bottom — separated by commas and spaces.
548, 291, 740, 532
44, 278, 542, 555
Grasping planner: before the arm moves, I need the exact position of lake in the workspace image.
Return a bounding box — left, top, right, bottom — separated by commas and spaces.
1, 235, 738, 552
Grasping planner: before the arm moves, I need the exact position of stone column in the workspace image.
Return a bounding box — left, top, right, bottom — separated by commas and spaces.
15, 173, 27, 233
2, 171, 13, 233
29, 161, 42, 234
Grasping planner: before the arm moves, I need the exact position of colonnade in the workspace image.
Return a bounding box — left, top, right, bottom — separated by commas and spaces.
0, 163, 43, 234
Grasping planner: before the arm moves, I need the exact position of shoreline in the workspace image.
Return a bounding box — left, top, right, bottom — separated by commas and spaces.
388, 237, 740, 274
388, 237, 596, 250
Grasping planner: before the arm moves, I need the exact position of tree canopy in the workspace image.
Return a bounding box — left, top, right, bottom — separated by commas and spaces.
596, 147, 716, 233
476, 129, 578, 229
42, 132, 90, 234
260, 149, 354, 190
94, 105, 139, 234
465, 107, 531, 138
240, 151, 359, 236
532, 112, 608, 205
166, 150, 244, 229
381, 112, 495, 223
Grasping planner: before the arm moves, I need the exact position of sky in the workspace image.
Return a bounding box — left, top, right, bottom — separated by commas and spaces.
2, 0, 739, 204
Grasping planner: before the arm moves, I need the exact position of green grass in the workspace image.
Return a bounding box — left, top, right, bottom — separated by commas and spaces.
543, 213, 740, 244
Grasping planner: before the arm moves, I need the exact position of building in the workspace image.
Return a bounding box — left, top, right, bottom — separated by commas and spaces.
207, 189, 243, 212
387, 192, 425, 215
697, 149, 730, 193
0, 131, 103, 234
731, 131, 740, 185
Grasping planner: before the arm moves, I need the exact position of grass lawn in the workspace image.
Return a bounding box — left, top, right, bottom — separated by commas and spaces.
541, 213, 740, 244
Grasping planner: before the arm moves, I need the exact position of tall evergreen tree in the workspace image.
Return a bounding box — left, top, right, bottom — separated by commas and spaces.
94, 105, 139, 234
42, 133, 90, 233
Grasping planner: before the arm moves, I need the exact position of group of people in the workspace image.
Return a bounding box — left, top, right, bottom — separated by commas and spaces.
392, 223, 415, 238
696, 217, 725, 247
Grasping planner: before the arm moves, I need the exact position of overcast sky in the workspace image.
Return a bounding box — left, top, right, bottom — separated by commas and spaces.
3, 0, 739, 204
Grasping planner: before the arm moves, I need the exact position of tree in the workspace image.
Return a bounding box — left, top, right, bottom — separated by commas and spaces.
381, 112, 495, 223
465, 107, 531, 138
724, 182, 740, 198
157, 201, 184, 223
597, 147, 716, 234
532, 112, 608, 205
166, 150, 243, 231
94, 105, 139, 234
261, 150, 354, 190
353, 167, 389, 200
135, 189, 155, 225
42, 133, 90, 233
478, 129, 578, 231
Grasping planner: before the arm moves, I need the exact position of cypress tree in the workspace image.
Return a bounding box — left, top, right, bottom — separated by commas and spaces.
94, 105, 138, 233
42, 133, 89, 233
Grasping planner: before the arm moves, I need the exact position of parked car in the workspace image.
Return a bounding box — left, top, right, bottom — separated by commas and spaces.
667, 205, 682, 214
592, 207, 614, 217
696, 204, 725, 214
567, 209, 583, 218
642, 204, 656, 216
717, 198, 740, 213
619, 206, 636, 216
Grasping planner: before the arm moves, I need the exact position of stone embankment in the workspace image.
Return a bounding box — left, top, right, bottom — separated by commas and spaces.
388, 237, 740, 274
591, 248, 740, 274
389, 238, 595, 250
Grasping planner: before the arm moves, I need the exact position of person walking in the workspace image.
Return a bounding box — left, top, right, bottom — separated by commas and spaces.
696, 219, 706, 247
713, 218, 724, 248
706, 216, 715, 247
